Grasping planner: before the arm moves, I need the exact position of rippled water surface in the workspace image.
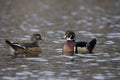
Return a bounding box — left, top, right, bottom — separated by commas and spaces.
0, 0, 120, 80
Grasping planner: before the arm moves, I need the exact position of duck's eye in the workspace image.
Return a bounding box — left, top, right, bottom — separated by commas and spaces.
36, 36, 40, 38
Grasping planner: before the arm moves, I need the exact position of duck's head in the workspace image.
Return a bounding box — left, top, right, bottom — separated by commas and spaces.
63, 31, 75, 41
31, 34, 43, 43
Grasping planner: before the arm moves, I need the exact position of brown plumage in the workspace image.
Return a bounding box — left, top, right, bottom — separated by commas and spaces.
5, 34, 43, 58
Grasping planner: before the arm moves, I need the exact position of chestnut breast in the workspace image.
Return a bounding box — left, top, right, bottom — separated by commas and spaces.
62, 41, 74, 56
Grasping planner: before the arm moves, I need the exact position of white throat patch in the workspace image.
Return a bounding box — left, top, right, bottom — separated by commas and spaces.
66, 37, 73, 41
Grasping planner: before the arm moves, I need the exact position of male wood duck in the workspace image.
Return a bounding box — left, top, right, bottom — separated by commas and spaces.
5, 34, 43, 58
62, 31, 97, 56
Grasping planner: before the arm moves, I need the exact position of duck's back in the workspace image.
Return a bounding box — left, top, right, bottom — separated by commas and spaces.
75, 41, 87, 47
21, 42, 39, 48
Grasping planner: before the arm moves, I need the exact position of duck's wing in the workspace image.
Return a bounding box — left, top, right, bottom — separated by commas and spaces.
5, 40, 26, 50
75, 41, 87, 47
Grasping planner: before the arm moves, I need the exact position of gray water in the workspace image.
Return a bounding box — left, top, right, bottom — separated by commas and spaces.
0, 0, 120, 80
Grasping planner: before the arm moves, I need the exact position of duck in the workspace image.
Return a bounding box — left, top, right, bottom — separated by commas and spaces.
62, 31, 97, 56
5, 34, 43, 58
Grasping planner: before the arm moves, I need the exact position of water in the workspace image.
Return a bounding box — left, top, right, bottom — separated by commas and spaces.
0, 0, 120, 80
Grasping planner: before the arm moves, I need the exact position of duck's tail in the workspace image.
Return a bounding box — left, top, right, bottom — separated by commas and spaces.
5, 40, 25, 50
87, 39, 97, 53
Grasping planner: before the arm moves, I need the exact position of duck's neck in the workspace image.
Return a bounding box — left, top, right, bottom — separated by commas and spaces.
66, 40, 74, 46
67, 39, 75, 42
33, 41, 39, 47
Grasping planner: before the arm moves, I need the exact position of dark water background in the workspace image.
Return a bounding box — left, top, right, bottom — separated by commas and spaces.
0, 0, 120, 80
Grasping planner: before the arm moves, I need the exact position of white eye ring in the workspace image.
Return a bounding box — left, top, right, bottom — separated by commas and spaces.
36, 36, 40, 38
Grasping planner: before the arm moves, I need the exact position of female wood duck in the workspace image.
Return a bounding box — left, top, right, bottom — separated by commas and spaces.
62, 31, 97, 56
5, 34, 43, 58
